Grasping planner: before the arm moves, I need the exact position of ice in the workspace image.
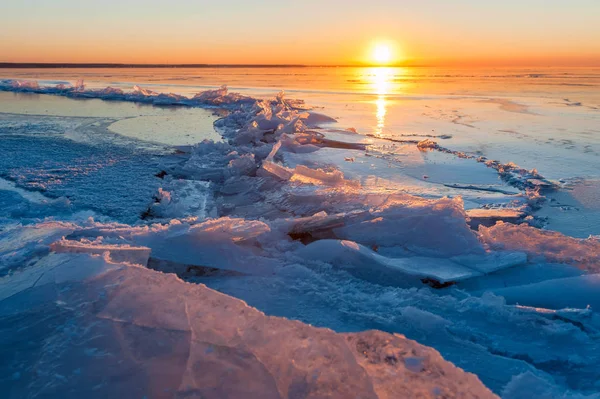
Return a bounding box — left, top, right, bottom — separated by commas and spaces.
0, 221, 76, 274
301, 111, 337, 127
121, 217, 278, 275
0, 114, 165, 223
479, 222, 600, 271
332, 196, 484, 257
2, 78, 599, 396
299, 239, 482, 285
143, 179, 212, 220
191, 84, 254, 106
456, 262, 586, 292
0, 253, 495, 398
0, 180, 74, 221
502, 372, 597, 399
50, 239, 151, 266
291, 165, 359, 187
466, 208, 526, 228
451, 251, 527, 274
492, 274, 600, 310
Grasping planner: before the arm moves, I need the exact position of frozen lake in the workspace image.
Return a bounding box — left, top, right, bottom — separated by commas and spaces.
1, 67, 599, 397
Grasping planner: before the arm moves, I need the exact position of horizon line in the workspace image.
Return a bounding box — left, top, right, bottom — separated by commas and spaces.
1, 62, 597, 69
0, 62, 430, 69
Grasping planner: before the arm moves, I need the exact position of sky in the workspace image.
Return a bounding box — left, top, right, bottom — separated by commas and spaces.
1, 0, 599, 66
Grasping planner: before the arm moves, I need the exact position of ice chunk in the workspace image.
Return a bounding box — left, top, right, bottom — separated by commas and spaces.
276, 211, 348, 237
0, 221, 76, 273
290, 165, 360, 188
299, 239, 482, 285
301, 111, 337, 127
456, 262, 585, 292
191, 84, 253, 106
129, 217, 278, 275
144, 179, 212, 220
491, 274, 600, 310
417, 139, 439, 150
333, 196, 484, 257
479, 222, 600, 271
0, 253, 496, 398
258, 160, 294, 181
466, 208, 526, 228
50, 239, 151, 266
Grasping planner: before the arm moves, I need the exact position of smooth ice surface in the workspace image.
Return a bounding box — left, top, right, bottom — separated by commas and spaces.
1, 68, 599, 397
299, 239, 482, 284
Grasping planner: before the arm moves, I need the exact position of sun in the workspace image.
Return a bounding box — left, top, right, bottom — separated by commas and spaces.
373, 44, 392, 65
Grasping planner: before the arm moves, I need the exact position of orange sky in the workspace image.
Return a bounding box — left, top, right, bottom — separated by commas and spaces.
1, 1, 599, 66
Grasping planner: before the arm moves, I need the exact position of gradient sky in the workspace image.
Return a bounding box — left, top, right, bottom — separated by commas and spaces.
2, 0, 599, 66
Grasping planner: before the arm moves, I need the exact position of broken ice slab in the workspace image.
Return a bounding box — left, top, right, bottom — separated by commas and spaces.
456, 262, 585, 293
50, 239, 151, 266
273, 211, 360, 244
466, 208, 526, 220
491, 274, 600, 310
0, 221, 76, 273
299, 239, 483, 285
479, 221, 600, 271
466, 208, 527, 228
0, 253, 496, 398
129, 217, 279, 275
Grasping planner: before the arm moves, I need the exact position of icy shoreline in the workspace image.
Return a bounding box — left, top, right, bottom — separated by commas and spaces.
1, 80, 600, 397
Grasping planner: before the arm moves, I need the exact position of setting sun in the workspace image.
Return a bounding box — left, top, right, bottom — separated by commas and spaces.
373, 44, 392, 65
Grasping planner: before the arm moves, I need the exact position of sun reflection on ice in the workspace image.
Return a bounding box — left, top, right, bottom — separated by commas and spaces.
363, 67, 409, 137
375, 97, 386, 136
369, 67, 393, 137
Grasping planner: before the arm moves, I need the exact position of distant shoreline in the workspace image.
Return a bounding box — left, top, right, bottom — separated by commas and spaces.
0, 63, 427, 69
2, 63, 592, 69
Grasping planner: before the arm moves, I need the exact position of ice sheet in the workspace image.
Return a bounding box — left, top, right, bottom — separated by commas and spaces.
1, 76, 599, 397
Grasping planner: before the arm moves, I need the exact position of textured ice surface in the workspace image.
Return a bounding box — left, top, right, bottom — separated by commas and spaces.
0, 114, 166, 223
0, 254, 496, 399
